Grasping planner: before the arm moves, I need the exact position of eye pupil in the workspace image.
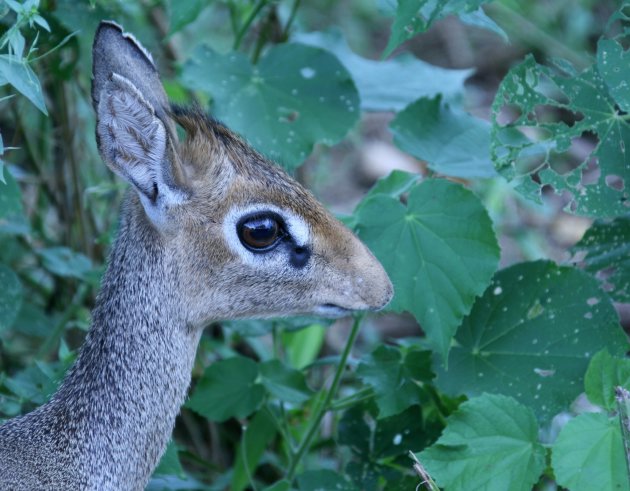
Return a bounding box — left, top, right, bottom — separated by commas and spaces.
238, 215, 282, 250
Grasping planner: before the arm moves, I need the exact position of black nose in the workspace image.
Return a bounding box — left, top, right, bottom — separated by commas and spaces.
290, 245, 310, 268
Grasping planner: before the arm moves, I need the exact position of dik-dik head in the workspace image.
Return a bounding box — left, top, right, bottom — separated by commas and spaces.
92, 21, 392, 326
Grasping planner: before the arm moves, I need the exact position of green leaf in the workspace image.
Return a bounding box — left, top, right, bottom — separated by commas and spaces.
153, 440, 185, 477
0, 55, 47, 114
297, 469, 359, 491
459, 8, 508, 42
282, 323, 326, 369
232, 409, 278, 491
356, 345, 430, 417
37, 247, 93, 280
436, 261, 627, 419
262, 481, 291, 491
585, 349, 630, 410
418, 394, 546, 491
571, 217, 630, 302
491, 55, 629, 217
0, 264, 22, 333
181, 43, 359, 169
355, 179, 500, 359
259, 359, 313, 404
168, 0, 206, 34
0, 170, 28, 235
295, 30, 472, 111
597, 38, 630, 112
187, 357, 264, 422
384, 0, 488, 57
390, 96, 497, 178
361, 170, 421, 201
552, 412, 630, 491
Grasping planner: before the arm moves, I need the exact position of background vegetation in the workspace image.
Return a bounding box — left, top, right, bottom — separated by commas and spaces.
0, 1, 629, 490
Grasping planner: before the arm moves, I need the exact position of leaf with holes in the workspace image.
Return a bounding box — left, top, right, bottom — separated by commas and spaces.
180, 43, 359, 169
354, 179, 500, 359
571, 217, 630, 302
418, 394, 546, 491
0, 265, 22, 333
491, 55, 629, 217
186, 357, 264, 422
384, 0, 489, 57
390, 96, 497, 178
552, 412, 630, 491
584, 349, 630, 410
436, 261, 627, 419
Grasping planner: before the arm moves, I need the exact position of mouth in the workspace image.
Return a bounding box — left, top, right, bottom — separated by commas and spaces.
313, 303, 353, 318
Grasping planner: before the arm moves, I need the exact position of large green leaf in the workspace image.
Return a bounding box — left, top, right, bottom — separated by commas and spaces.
390, 96, 497, 178
168, 0, 207, 34
571, 217, 630, 303
180, 43, 359, 169
354, 178, 500, 359
0, 170, 28, 235
356, 345, 431, 417
584, 349, 630, 410
491, 55, 630, 217
418, 394, 546, 491
436, 261, 627, 419
0, 264, 22, 333
37, 247, 94, 281
0, 55, 47, 114
295, 30, 472, 111
259, 359, 313, 404
384, 0, 489, 57
186, 357, 264, 422
552, 412, 630, 491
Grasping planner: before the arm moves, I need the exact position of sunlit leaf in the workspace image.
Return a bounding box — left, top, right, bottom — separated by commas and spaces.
0, 55, 47, 114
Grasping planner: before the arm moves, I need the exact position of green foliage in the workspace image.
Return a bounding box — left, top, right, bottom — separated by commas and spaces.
418, 394, 547, 491
181, 43, 359, 169
355, 178, 500, 359
1, 1, 629, 490
552, 412, 630, 491
436, 260, 626, 419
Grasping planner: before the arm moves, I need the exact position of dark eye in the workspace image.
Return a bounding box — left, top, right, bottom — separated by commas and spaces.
237, 214, 284, 251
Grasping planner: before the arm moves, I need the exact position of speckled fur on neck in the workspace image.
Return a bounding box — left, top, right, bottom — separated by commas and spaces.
0, 21, 393, 489
0, 197, 201, 489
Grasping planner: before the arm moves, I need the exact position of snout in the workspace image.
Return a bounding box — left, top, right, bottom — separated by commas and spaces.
350, 243, 394, 311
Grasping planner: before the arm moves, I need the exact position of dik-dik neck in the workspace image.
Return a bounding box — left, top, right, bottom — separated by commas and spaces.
52, 197, 202, 487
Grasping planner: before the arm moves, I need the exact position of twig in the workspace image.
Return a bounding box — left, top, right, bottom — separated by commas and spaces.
409, 451, 440, 491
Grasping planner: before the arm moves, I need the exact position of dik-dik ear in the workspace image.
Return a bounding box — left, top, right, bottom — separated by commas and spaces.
92, 21, 188, 220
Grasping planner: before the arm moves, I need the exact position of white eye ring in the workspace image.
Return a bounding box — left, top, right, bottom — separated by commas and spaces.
223, 203, 310, 265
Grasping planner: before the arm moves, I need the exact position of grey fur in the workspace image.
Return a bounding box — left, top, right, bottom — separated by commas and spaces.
0, 21, 393, 490
0, 197, 201, 489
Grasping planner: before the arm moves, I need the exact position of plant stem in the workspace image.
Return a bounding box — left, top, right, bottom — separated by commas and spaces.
233, 0, 268, 51
328, 386, 374, 411
281, 0, 301, 40
285, 314, 364, 481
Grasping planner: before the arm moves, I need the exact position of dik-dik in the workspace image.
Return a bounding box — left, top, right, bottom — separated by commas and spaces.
0, 21, 392, 489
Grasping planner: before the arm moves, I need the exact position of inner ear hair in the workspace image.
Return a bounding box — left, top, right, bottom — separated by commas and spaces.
96, 73, 187, 207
